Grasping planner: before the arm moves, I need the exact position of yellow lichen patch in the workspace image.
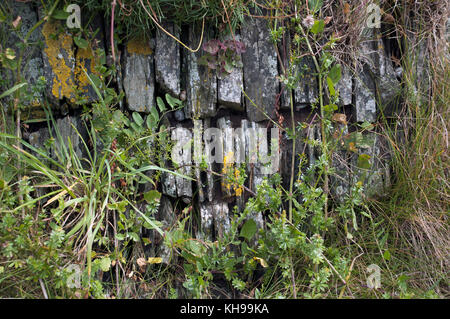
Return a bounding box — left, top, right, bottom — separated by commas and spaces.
74, 46, 99, 95
127, 36, 153, 55
41, 21, 75, 100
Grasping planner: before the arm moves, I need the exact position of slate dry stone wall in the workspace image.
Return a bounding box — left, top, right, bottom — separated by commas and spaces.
2, 1, 402, 254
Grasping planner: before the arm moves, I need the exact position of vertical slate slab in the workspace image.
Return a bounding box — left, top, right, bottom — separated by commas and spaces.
155, 22, 181, 97
294, 56, 318, 109
218, 117, 234, 197
336, 65, 353, 106
373, 37, 401, 111
350, 132, 391, 198
122, 36, 155, 113
171, 126, 193, 200
355, 28, 377, 122
156, 196, 177, 264
198, 202, 231, 241
185, 24, 217, 119
218, 66, 243, 110
193, 119, 205, 202
213, 202, 231, 239
41, 20, 76, 104
53, 115, 87, 159
279, 30, 292, 110
242, 16, 278, 122
218, 34, 244, 109
198, 203, 214, 241
4, 1, 44, 107
280, 127, 305, 194
193, 119, 215, 203
355, 65, 376, 122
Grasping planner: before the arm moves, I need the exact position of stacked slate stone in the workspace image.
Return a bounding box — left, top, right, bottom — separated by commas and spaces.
4, 1, 399, 257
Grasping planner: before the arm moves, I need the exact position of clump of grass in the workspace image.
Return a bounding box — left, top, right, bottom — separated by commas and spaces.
370, 0, 449, 296
71, 0, 249, 38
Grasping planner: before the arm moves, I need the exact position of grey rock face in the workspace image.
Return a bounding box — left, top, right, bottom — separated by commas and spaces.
350, 132, 391, 198
156, 196, 177, 264
330, 124, 351, 201
355, 66, 377, 123
218, 66, 243, 109
193, 119, 215, 203
122, 37, 155, 113
294, 57, 318, 109
3, 1, 44, 106
213, 202, 231, 239
171, 126, 193, 200
28, 127, 50, 151
54, 115, 87, 159
185, 25, 217, 119
336, 66, 353, 106
218, 117, 234, 197
374, 39, 400, 108
280, 126, 306, 193
217, 35, 243, 109
279, 33, 293, 110
198, 202, 214, 241
198, 201, 230, 241
355, 29, 377, 123
155, 22, 181, 97
29, 114, 86, 160
174, 109, 185, 122
242, 16, 279, 122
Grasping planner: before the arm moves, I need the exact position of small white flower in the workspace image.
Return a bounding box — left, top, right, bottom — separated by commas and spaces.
303, 15, 315, 29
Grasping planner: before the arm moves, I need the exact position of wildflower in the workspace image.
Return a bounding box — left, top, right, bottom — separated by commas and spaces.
303, 15, 315, 29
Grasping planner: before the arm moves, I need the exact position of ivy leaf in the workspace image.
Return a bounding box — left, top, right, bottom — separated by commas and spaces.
240, 219, 257, 241
310, 20, 325, 34
383, 250, 391, 261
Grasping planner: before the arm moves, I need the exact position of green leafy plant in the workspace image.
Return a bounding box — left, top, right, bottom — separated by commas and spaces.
198, 39, 245, 78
